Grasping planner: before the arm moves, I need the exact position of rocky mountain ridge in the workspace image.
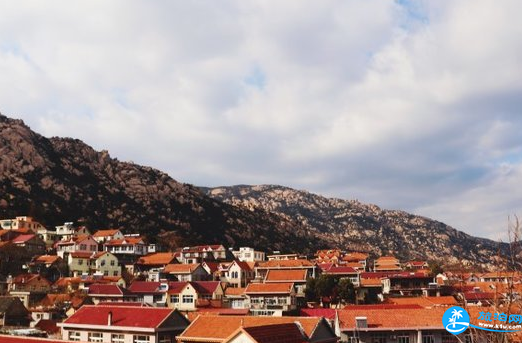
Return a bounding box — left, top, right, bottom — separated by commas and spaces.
203, 185, 508, 265
0, 113, 327, 253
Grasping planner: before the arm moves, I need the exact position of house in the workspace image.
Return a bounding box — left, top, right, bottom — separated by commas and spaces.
232, 247, 266, 262
356, 278, 384, 304
0, 216, 45, 232
104, 236, 149, 264
245, 282, 296, 316
8, 274, 52, 308
36, 226, 57, 248
128, 281, 169, 305
28, 255, 68, 282
55, 222, 90, 241
266, 253, 301, 260
87, 284, 133, 304
223, 323, 307, 343
223, 287, 247, 309
178, 245, 230, 264
361, 271, 437, 297
373, 256, 402, 272
201, 261, 221, 281
479, 272, 519, 283
0, 296, 30, 326
177, 315, 338, 343
163, 263, 209, 281
11, 234, 46, 255
135, 252, 179, 279
56, 235, 98, 259
341, 252, 369, 270
322, 266, 360, 286
335, 307, 462, 343
192, 281, 225, 308
166, 282, 199, 311
387, 296, 457, 307
264, 269, 308, 297
255, 259, 317, 280
92, 229, 124, 243
315, 249, 342, 264
222, 260, 255, 288
58, 304, 190, 342
404, 261, 429, 270
67, 251, 120, 277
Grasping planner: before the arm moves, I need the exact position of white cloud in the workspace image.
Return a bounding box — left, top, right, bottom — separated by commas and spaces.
1, 0, 522, 239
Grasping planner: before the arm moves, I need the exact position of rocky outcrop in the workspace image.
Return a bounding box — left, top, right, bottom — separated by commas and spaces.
0, 113, 328, 253
203, 185, 508, 266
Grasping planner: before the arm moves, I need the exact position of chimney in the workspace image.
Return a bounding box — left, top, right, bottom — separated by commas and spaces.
108, 311, 112, 326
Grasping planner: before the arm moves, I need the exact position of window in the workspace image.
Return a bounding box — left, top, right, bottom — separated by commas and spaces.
110, 260, 115, 266
182, 295, 194, 303
170, 295, 179, 303
88, 332, 103, 342
441, 333, 458, 343
113, 271, 119, 276
111, 334, 125, 343
104, 271, 109, 276
134, 335, 150, 343
422, 335, 435, 343
371, 334, 386, 343
80, 244, 87, 250
397, 335, 410, 343
159, 335, 171, 343
78, 259, 83, 265
101, 260, 106, 266
69, 331, 81, 341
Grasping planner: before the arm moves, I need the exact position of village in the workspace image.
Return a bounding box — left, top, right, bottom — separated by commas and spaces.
0, 216, 520, 343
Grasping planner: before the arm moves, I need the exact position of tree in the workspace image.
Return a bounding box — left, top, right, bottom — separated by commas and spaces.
337, 278, 355, 305
305, 277, 318, 302
315, 274, 336, 298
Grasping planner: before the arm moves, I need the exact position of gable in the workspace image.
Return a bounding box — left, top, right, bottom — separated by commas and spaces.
308, 318, 338, 343
158, 310, 190, 330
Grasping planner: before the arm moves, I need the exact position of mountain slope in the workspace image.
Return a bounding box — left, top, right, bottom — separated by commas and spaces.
0, 113, 327, 253
203, 185, 507, 265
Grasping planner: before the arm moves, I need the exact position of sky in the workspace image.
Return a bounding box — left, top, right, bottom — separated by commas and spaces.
1, 0, 522, 241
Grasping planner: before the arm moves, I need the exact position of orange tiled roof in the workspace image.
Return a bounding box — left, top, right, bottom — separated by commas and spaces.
137, 253, 177, 265
338, 308, 446, 330
93, 229, 120, 237
360, 278, 382, 287
345, 262, 365, 269
104, 237, 144, 246
164, 263, 200, 274
225, 287, 246, 296
34, 255, 61, 264
342, 252, 369, 261
178, 315, 323, 340
258, 259, 314, 268
265, 269, 307, 282
245, 282, 293, 294
388, 296, 457, 307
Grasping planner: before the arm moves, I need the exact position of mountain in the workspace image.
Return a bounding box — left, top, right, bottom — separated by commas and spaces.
0, 113, 508, 265
0, 113, 329, 253
203, 185, 508, 266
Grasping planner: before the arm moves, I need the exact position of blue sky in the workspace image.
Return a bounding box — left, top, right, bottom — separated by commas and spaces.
1, 0, 522, 240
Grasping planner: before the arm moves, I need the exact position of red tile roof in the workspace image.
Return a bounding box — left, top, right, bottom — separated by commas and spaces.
34, 319, 60, 334
88, 284, 127, 296
62, 305, 176, 328
33, 255, 61, 264
104, 237, 144, 246
300, 308, 336, 319
245, 282, 294, 294
11, 234, 36, 243
191, 281, 221, 295
343, 304, 424, 310
388, 296, 457, 307
225, 287, 246, 296
128, 281, 162, 294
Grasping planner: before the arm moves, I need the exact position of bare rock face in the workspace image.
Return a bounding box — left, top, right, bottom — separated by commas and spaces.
203, 184, 509, 266
0, 113, 326, 253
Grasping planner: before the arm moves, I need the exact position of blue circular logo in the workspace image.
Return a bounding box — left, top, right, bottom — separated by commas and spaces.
442, 306, 470, 335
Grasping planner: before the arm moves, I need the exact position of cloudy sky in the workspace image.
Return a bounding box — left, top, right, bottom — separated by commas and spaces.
1, 0, 522, 240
